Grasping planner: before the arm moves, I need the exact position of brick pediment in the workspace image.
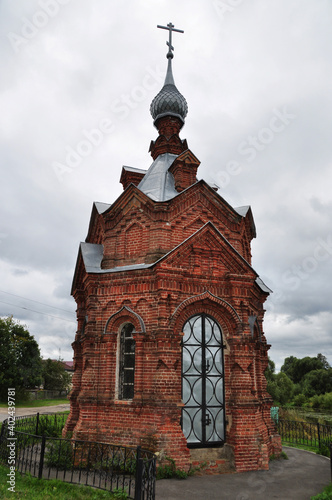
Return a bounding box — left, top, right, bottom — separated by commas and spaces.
102, 185, 153, 224
173, 149, 200, 166
156, 222, 256, 278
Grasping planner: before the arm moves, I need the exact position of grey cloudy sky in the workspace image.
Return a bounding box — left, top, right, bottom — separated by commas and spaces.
0, 0, 331, 370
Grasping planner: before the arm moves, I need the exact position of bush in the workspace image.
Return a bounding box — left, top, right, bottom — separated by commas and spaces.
310, 393, 332, 412
311, 483, 332, 499
37, 415, 66, 437
44, 439, 73, 469
95, 455, 137, 475
269, 451, 288, 461
322, 393, 332, 411
156, 457, 188, 479
317, 443, 330, 458
293, 393, 307, 407
112, 490, 129, 499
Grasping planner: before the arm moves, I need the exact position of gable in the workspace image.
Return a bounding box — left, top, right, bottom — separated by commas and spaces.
155, 222, 257, 278
71, 242, 104, 294
81, 172, 256, 272
71, 244, 85, 295
86, 202, 108, 244
102, 184, 154, 223
164, 181, 255, 262
175, 149, 200, 166
166, 181, 245, 230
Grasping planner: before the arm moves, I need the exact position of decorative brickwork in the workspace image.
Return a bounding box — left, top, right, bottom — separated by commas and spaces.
120, 166, 147, 190
65, 174, 281, 471
65, 40, 281, 473
149, 116, 188, 160
169, 149, 200, 192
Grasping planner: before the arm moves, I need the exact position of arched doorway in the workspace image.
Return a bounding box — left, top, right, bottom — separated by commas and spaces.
182, 314, 225, 447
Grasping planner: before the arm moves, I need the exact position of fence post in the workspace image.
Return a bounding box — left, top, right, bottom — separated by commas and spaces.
317, 422, 321, 449
329, 443, 332, 483
134, 445, 143, 500
38, 435, 46, 480
35, 413, 40, 435
0, 421, 4, 441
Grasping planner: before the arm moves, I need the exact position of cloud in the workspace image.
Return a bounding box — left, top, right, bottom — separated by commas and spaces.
0, 0, 331, 371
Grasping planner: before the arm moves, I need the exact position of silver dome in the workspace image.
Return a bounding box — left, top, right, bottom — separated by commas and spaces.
150, 57, 188, 125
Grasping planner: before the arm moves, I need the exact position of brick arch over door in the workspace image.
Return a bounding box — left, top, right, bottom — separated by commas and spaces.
170, 291, 243, 338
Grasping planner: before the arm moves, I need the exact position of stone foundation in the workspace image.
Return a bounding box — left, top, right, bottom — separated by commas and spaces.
190, 445, 235, 475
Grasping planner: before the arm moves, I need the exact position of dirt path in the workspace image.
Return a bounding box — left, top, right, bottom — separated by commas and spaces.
0, 403, 70, 422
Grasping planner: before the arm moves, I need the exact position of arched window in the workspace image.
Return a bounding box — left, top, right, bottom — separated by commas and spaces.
182, 314, 225, 447
118, 323, 136, 400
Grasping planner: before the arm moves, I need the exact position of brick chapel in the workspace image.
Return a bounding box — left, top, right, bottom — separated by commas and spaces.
64, 23, 281, 473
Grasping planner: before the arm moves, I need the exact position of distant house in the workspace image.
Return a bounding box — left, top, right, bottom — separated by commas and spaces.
50, 360, 74, 389
51, 359, 74, 375
62, 361, 74, 374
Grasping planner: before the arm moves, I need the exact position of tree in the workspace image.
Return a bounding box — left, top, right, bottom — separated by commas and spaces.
317, 353, 330, 370
280, 356, 298, 380
266, 372, 295, 406
302, 368, 332, 398
268, 354, 331, 407
265, 357, 276, 382
281, 355, 326, 384
0, 316, 43, 400
42, 359, 71, 392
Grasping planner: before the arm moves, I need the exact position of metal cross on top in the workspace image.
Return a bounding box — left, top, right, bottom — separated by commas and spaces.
157, 22, 184, 58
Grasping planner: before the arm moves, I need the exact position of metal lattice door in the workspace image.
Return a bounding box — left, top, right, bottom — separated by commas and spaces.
182, 314, 225, 447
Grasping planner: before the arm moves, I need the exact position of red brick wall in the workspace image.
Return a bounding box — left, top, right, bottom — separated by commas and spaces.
65, 149, 281, 473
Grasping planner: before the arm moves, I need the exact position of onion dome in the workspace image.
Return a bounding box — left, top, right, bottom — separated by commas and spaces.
150, 23, 188, 127
150, 58, 188, 126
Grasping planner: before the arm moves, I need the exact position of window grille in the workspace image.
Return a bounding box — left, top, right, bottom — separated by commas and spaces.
119, 323, 135, 400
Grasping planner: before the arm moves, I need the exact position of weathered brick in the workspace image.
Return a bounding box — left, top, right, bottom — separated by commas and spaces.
64, 99, 281, 474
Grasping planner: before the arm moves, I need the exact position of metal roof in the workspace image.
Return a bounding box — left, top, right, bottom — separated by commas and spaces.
150, 43, 188, 126
94, 202, 111, 214
255, 277, 272, 293
80, 242, 103, 272
80, 242, 151, 274
137, 152, 178, 201
122, 165, 147, 174
234, 206, 250, 217
79, 223, 269, 292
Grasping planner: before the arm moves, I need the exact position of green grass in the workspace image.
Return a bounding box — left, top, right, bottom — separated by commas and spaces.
282, 440, 330, 458
1, 411, 69, 433
282, 441, 320, 453
0, 464, 128, 499
311, 483, 332, 500
269, 451, 288, 461
0, 398, 69, 408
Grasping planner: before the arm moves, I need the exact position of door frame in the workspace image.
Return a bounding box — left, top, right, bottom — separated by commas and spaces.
181, 313, 226, 448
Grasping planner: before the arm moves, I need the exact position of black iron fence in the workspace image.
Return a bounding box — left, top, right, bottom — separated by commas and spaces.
277, 418, 332, 451
8, 411, 68, 436
0, 413, 155, 500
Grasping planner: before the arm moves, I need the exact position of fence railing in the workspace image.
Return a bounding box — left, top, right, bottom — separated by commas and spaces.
8, 412, 69, 436
277, 418, 332, 450
0, 413, 155, 500
27, 390, 69, 400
